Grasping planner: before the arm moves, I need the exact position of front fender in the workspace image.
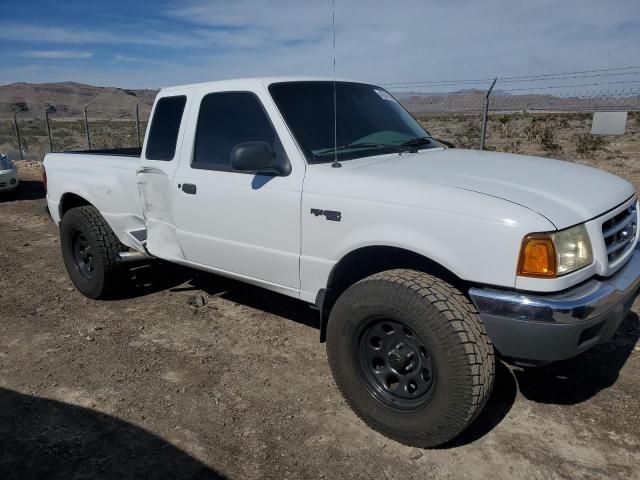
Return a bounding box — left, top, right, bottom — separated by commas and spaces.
299, 179, 555, 302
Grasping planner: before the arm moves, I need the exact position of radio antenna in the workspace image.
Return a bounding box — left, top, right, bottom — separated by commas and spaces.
331, 0, 341, 168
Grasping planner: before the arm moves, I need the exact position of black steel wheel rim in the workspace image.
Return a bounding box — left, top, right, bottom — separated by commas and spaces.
354, 318, 435, 411
70, 229, 95, 280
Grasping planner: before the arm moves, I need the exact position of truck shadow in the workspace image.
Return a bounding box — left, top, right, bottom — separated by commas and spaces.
120, 265, 639, 447
0, 180, 46, 202
445, 312, 639, 447
440, 360, 517, 448
513, 312, 639, 405
187, 272, 321, 330
0, 387, 225, 480
119, 265, 320, 331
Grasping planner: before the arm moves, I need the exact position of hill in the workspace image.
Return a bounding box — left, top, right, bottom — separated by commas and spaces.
0, 82, 158, 119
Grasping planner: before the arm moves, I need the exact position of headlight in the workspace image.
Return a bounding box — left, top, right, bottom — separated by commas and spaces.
518, 224, 593, 278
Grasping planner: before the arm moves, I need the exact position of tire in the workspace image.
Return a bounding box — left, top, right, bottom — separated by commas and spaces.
60, 205, 127, 299
326, 269, 495, 448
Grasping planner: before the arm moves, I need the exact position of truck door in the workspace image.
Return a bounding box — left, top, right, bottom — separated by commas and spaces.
137, 92, 192, 261
171, 87, 305, 293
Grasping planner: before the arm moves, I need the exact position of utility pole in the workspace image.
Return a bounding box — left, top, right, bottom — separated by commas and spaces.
480, 77, 497, 151
83, 106, 91, 150
13, 112, 23, 160
45, 109, 54, 153
135, 103, 142, 148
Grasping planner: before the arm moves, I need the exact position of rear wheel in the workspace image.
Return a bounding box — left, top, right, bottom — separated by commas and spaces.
60, 206, 126, 299
326, 269, 495, 447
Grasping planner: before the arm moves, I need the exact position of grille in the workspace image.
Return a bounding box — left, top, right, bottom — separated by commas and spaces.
602, 201, 638, 264
0, 182, 6, 187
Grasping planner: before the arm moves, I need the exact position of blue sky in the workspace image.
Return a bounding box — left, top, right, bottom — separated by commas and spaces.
0, 0, 638, 89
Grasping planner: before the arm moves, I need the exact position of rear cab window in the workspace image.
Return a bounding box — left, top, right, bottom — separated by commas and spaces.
145, 95, 187, 161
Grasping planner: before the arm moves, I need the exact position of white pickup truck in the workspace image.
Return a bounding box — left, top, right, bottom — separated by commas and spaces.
44, 77, 640, 447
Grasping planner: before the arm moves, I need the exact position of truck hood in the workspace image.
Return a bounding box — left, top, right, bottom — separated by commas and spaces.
351, 149, 635, 229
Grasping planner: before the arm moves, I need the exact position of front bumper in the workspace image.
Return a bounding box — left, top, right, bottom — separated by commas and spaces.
469, 245, 640, 363
0, 169, 19, 191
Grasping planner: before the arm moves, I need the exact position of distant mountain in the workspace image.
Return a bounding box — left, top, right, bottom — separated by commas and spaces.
1, 81, 638, 118
0, 82, 158, 118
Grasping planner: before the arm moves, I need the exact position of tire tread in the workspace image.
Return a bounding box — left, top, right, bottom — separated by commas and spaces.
327, 268, 495, 447
61, 206, 126, 298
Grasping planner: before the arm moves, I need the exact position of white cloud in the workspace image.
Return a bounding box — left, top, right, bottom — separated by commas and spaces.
0, 23, 206, 48
115, 54, 137, 62
20, 50, 94, 59
159, 0, 640, 86
0, 0, 638, 89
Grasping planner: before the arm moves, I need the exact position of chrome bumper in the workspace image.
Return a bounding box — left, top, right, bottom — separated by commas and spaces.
469, 245, 640, 362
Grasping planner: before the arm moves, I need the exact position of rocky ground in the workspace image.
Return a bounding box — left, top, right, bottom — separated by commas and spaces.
0, 159, 639, 479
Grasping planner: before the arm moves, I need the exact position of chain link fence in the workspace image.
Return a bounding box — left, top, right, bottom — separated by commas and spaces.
0, 103, 152, 162
381, 66, 640, 158
1, 66, 640, 162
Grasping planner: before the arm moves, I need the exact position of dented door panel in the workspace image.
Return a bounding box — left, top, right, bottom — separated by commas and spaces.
137, 90, 194, 260
136, 166, 186, 260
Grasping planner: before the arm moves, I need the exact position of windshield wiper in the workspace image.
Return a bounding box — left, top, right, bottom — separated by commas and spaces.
400, 136, 433, 152
313, 142, 406, 158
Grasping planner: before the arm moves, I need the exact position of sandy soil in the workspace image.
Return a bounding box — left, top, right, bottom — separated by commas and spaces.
0, 162, 639, 479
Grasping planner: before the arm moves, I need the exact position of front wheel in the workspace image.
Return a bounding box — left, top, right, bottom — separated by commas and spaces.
326, 269, 495, 447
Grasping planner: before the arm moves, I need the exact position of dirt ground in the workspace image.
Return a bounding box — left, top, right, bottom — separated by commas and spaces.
1, 161, 640, 480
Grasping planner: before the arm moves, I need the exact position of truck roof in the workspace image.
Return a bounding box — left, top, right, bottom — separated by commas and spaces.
160, 76, 370, 93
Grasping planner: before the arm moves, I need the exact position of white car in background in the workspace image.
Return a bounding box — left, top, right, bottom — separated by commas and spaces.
0, 153, 19, 192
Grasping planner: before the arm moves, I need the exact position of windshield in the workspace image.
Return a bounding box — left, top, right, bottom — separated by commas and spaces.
0, 155, 13, 171
269, 81, 437, 163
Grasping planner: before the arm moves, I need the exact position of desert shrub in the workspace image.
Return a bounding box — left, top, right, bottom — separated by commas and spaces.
91, 130, 120, 150
504, 140, 522, 154
497, 115, 513, 138
539, 127, 561, 151
524, 116, 563, 151
553, 114, 570, 129
573, 133, 606, 155
454, 120, 481, 149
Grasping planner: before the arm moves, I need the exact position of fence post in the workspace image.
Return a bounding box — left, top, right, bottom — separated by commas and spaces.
45, 110, 54, 153
480, 77, 497, 150
135, 103, 141, 148
83, 106, 91, 150
13, 112, 23, 160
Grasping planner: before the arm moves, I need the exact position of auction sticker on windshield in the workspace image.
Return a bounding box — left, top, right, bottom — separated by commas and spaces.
374, 89, 396, 101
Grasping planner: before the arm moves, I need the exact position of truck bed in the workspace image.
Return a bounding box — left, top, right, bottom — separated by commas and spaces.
43, 151, 146, 251
63, 147, 142, 157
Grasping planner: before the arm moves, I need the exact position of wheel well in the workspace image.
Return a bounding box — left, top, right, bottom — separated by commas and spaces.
319, 246, 466, 341
59, 193, 91, 219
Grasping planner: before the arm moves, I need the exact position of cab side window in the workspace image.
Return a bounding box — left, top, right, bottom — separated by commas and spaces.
145, 96, 187, 161
192, 92, 286, 171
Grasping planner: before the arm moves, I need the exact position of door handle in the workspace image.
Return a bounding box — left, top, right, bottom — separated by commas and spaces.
182, 183, 197, 195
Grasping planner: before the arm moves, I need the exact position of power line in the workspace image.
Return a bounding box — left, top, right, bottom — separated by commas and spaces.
499, 70, 640, 84
500, 79, 640, 92
498, 65, 640, 82
392, 80, 640, 95
380, 65, 640, 87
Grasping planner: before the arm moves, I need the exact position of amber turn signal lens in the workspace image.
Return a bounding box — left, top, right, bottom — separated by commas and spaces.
517, 235, 556, 277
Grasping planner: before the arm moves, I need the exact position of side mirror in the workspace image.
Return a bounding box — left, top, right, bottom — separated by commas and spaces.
230, 141, 291, 176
